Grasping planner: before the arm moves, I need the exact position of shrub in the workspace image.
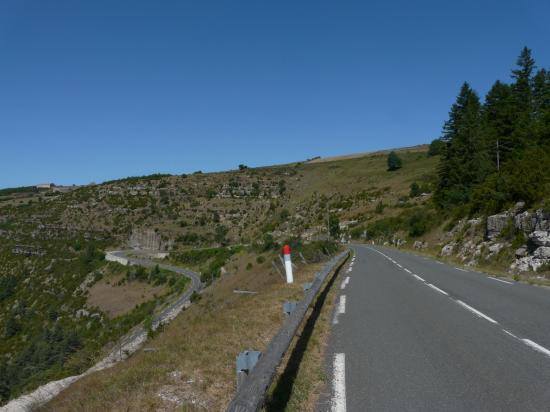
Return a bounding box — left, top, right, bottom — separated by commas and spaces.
387, 151, 402, 171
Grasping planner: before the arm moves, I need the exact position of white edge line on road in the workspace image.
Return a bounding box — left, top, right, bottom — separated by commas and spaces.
436, 261, 444, 265
455, 267, 468, 272
404, 268, 411, 274
522, 339, 550, 358
488, 277, 513, 285
332, 353, 347, 412
340, 279, 347, 290
427, 283, 449, 296
456, 300, 498, 324
413, 274, 425, 282
339, 295, 346, 314
344, 276, 350, 286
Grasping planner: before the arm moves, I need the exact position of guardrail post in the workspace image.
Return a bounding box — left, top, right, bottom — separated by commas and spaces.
236, 351, 262, 390
282, 301, 297, 317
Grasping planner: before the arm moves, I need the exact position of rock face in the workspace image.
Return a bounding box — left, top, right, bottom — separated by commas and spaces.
533, 247, 550, 259
486, 212, 511, 240
515, 247, 528, 257
413, 240, 428, 249
441, 243, 455, 256
511, 256, 548, 272
514, 209, 550, 233
529, 231, 550, 247
129, 228, 172, 251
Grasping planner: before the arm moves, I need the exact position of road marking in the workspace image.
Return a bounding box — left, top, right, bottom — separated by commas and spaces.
427, 283, 449, 296
436, 261, 444, 265
404, 268, 412, 274
396, 264, 403, 269
456, 300, 498, 324
488, 277, 513, 285
503, 329, 518, 339
340, 277, 350, 290
339, 295, 346, 314
332, 353, 347, 412
455, 267, 468, 272
413, 274, 425, 282
522, 339, 550, 358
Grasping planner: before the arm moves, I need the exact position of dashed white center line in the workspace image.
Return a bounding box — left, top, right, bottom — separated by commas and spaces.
455, 267, 468, 272
403, 268, 411, 274
456, 300, 498, 324
332, 353, 347, 412
427, 283, 449, 296
436, 261, 444, 265
413, 274, 425, 282
488, 277, 513, 285
521, 339, 550, 358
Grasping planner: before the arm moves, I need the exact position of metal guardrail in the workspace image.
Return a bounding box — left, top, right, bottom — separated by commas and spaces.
226, 250, 350, 412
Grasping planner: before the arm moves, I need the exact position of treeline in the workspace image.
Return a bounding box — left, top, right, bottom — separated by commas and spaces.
433, 47, 549, 214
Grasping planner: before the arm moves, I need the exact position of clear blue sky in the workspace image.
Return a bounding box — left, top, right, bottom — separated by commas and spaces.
1, 0, 548, 188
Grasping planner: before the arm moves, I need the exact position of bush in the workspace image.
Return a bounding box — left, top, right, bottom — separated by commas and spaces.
409, 182, 421, 198
387, 151, 402, 171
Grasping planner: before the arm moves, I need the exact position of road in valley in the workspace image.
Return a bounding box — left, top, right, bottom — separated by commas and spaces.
323, 244, 550, 411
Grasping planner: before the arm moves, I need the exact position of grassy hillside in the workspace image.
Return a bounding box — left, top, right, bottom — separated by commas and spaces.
0, 145, 438, 405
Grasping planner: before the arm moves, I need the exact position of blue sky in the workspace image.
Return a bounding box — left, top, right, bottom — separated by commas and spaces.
1, 0, 548, 188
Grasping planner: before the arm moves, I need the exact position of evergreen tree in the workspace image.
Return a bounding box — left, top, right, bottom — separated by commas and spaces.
435, 82, 489, 206
481, 81, 515, 169
510, 47, 537, 150
387, 151, 402, 171
532, 68, 550, 142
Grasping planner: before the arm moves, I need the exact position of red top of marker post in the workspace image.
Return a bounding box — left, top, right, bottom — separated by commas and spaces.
282, 245, 291, 256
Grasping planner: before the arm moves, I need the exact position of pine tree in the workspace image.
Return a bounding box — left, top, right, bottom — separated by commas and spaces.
482, 81, 515, 169
511, 47, 536, 112
532, 68, 550, 143
510, 47, 537, 150
435, 82, 489, 206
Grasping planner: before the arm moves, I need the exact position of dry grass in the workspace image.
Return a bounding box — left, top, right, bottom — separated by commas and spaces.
87, 275, 168, 318
264, 253, 349, 412
42, 250, 341, 411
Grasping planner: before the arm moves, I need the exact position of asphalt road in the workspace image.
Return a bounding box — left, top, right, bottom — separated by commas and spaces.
323, 244, 550, 411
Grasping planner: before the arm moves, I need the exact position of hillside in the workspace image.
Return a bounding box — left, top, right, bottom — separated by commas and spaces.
0, 145, 438, 406
1, 137, 549, 409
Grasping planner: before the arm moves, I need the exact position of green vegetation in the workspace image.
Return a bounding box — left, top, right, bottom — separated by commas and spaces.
387, 151, 403, 171
435, 47, 549, 214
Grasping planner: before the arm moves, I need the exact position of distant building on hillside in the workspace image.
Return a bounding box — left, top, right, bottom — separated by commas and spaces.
36, 183, 54, 189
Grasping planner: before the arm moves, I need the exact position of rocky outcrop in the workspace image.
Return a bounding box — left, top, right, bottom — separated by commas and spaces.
514, 209, 550, 233
441, 243, 455, 256
529, 231, 550, 247
413, 240, 428, 249
533, 247, 550, 259
486, 212, 511, 240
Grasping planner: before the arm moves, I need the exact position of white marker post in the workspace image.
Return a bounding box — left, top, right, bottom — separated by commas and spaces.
283, 244, 294, 284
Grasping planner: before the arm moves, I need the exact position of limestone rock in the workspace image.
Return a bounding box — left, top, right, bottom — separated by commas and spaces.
441, 243, 455, 256
488, 243, 504, 254
533, 247, 550, 259
515, 247, 528, 257
529, 231, 550, 247
486, 212, 510, 240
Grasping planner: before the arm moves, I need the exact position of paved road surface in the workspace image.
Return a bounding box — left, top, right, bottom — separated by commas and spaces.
323, 244, 550, 411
